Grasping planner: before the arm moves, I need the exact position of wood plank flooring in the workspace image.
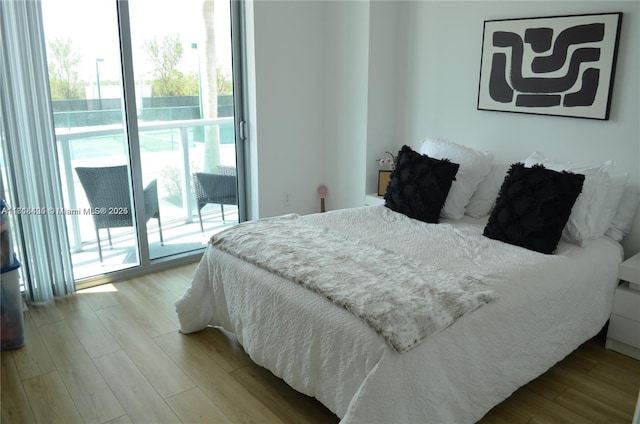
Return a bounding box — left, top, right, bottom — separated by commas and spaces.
2, 263, 639, 423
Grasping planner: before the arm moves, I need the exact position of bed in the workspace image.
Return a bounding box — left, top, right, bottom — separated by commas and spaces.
176, 140, 634, 423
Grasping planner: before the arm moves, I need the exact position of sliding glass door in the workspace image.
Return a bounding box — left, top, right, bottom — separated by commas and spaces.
127, 0, 240, 261
41, 0, 244, 281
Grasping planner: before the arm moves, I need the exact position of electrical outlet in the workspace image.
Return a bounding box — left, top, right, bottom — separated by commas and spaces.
283, 193, 290, 206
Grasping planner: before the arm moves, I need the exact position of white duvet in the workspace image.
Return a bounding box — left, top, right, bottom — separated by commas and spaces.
176, 205, 623, 423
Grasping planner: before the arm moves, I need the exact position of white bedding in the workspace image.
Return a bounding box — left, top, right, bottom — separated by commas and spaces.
176, 205, 623, 423
208, 213, 496, 353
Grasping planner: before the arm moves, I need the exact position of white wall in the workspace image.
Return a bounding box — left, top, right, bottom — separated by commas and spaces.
248, 0, 374, 215
246, 0, 326, 219
364, 1, 404, 197
395, 1, 640, 255
247, 0, 640, 256
323, 0, 370, 211
248, 0, 402, 214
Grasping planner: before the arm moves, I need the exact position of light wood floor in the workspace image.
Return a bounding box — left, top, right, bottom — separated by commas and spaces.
2, 263, 639, 424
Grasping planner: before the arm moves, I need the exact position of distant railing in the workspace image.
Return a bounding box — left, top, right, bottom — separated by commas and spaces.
51, 95, 233, 128
56, 117, 234, 251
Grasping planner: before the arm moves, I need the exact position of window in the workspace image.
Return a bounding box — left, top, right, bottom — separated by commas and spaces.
40, 0, 246, 284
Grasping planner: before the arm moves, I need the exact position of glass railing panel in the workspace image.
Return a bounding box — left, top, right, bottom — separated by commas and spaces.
56, 134, 140, 278
42, 0, 240, 282
57, 119, 238, 275
137, 120, 238, 260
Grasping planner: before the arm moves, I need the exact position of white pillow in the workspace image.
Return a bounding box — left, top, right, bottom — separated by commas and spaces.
606, 184, 640, 242
419, 138, 493, 220
465, 163, 509, 218
592, 173, 627, 238
523, 152, 613, 246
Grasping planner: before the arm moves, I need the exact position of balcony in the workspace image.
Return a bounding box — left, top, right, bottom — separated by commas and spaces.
56, 117, 238, 280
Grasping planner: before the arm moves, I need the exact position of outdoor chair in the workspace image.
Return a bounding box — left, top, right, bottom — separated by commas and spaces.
75, 165, 164, 262
216, 165, 236, 176
192, 171, 238, 232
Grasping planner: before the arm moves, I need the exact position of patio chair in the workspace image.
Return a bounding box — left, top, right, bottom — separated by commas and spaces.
75, 165, 164, 262
217, 165, 236, 176
192, 171, 238, 232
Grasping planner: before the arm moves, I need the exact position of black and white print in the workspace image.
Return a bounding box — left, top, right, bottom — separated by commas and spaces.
478, 13, 622, 120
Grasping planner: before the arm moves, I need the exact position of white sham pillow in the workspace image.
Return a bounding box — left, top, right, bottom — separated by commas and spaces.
606, 184, 640, 242
419, 138, 493, 220
523, 152, 613, 246
465, 163, 509, 218
592, 173, 627, 238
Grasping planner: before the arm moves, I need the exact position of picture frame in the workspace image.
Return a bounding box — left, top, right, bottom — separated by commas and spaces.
378, 170, 392, 196
477, 12, 623, 120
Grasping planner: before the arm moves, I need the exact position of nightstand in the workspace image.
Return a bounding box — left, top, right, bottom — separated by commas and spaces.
605, 252, 640, 360
365, 193, 385, 206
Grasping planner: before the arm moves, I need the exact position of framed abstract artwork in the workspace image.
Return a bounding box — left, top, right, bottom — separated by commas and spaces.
478, 12, 623, 120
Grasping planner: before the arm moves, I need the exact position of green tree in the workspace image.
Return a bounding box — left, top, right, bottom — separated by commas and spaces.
183, 71, 199, 96
48, 38, 84, 99
144, 34, 196, 96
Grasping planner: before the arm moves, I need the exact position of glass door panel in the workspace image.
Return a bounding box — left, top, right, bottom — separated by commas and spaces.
42, 0, 140, 279
40, 0, 242, 282
128, 0, 239, 260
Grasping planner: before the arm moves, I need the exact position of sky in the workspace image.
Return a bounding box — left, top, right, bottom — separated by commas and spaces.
41, 0, 232, 85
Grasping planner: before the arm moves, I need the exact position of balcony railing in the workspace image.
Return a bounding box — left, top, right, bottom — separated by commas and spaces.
55, 117, 235, 253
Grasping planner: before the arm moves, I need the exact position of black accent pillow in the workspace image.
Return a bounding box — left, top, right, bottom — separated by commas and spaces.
483, 163, 585, 254
384, 145, 459, 223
